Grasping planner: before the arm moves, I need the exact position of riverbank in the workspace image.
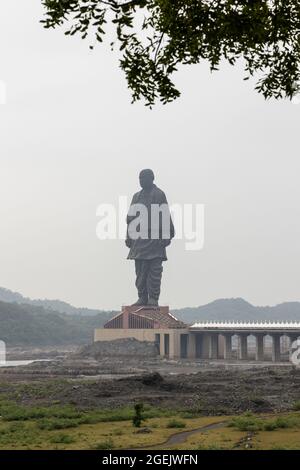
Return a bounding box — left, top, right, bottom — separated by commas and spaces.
0, 347, 300, 449
0, 358, 299, 413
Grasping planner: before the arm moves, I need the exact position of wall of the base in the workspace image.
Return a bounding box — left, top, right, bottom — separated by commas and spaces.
94, 328, 189, 359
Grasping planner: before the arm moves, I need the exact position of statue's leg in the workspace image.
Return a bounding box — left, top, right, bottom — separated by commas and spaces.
134, 260, 149, 304
147, 258, 163, 306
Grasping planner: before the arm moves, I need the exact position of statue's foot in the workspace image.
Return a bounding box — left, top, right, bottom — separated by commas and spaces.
147, 298, 159, 307
131, 297, 148, 306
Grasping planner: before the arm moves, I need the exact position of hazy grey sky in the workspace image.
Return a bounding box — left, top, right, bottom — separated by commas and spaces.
1, 2, 299, 310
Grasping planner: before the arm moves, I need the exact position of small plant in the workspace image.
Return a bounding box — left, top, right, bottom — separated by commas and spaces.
91, 438, 114, 450
272, 416, 299, 429
293, 401, 300, 411
263, 421, 277, 431
132, 403, 145, 428
228, 415, 262, 432
166, 419, 186, 429
50, 433, 76, 444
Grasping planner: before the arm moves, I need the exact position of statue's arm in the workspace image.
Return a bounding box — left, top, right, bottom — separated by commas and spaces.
126, 193, 138, 224
160, 191, 175, 245
125, 194, 138, 247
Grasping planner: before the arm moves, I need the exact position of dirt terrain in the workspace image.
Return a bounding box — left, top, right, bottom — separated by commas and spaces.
1, 342, 300, 415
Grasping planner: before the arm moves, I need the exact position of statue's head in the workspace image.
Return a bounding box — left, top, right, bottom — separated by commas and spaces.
139, 169, 154, 190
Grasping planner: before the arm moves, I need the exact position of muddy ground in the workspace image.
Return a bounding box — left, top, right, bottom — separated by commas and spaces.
1, 344, 300, 415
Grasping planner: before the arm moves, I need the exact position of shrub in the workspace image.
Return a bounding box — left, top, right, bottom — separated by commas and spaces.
229, 414, 300, 433
272, 416, 300, 429
263, 421, 277, 431
132, 403, 145, 428
50, 433, 76, 444
166, 419, 186, 429
228, 415, 263, 432
91, 439, 114, 450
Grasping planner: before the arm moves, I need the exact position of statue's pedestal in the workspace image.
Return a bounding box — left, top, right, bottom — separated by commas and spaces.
95, 305, 188, 359
122, 305, 169, 315
121, 305, 170, 329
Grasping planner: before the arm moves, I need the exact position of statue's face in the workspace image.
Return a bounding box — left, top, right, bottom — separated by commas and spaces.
139, 173, 154, 190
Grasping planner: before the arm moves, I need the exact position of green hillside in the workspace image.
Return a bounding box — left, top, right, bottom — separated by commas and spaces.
0, 301, 114, 346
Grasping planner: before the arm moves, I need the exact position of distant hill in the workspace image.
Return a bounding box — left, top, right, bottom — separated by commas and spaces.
0, 300, 114, 346
174, 298, 300, 324
1, 287, 300, 346
0, 287, 115, 317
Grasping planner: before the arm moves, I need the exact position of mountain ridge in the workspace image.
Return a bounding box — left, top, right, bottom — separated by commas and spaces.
1, 287, 300, 323
1, 287, 300, 346
0, 287, 114, 317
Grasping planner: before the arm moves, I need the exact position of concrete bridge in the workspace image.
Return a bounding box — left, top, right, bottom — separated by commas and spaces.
95, 306, 300, 362
187, 321, 300, 362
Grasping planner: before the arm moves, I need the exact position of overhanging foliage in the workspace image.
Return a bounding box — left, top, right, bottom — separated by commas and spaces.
42, 1, 300, 106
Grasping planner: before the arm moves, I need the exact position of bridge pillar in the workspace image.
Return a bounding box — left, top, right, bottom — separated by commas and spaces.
218, 335, 225, 359
224, 334, 232, 360
272, 334, 281, 362
209, 334, 219, 359
255, 334, 264, 361
238, 334, 248, 360
187, 333, 196, 359
201, 333, 210, 359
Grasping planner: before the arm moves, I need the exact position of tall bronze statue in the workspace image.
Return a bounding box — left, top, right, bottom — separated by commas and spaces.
126, 169, 174, 306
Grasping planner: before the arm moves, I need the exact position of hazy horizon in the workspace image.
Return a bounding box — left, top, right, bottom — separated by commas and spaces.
1, 3, 300, 310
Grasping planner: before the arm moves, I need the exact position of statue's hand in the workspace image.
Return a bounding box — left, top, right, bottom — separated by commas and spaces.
125, 239, 132, 248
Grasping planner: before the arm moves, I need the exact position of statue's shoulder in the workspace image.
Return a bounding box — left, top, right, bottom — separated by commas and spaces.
132, 190, 142, 202
153, 185, 167, 201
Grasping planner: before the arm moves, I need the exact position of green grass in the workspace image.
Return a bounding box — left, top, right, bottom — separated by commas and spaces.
1, 400, 300, 450
37, 418, 82, 430
197, 443, 224, 450
0, 422, 41, 447
0, 398, 179, 432
0, 403, 82, 422
11, 380, 69, 401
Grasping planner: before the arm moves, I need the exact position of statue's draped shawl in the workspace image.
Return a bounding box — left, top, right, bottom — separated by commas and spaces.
126, 184, 174, 260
